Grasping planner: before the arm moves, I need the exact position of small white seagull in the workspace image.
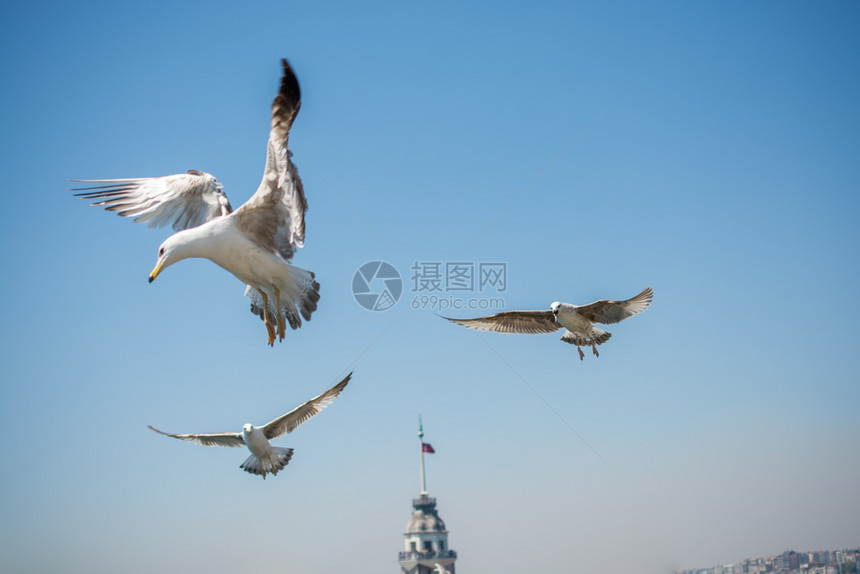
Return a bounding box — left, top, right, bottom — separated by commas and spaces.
148, 373, 351, 478
73, 59, 317, 346
434, 564, 451, 574
443, 287, 653, 360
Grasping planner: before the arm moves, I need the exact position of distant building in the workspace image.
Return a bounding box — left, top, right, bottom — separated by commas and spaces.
678, 548, 858, 574
809, 551, 833, 565
398, 418, 457, 574
776, 551, 801, 572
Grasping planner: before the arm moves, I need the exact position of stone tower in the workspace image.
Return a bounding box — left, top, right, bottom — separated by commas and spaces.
397, 418, 457, 574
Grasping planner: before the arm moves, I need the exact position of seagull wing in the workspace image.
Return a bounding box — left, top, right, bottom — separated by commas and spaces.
575, 287, 654, 325
261, 372, 352, 440
442, 310, 562, 334
73, 171, 233, 231
233, 58, 307, 262
147, 425, 245, 448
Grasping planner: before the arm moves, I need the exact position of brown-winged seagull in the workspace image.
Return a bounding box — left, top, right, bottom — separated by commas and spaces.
443, 287, 653, 360
73, 59, 317, 346
148, 373, 352, 479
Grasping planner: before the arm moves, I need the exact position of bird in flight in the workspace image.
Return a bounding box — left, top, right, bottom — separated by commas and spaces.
73, 59, 317, 346
148, 373, 352, 479
442, 287, 653, 360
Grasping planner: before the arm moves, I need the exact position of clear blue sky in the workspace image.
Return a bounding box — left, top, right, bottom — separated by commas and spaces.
1, 1, 858, 573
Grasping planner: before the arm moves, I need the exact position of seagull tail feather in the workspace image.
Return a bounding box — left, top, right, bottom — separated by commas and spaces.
285, 264, 320, 323
240, 447, 294, 479
246, 265, 320, 333
560, 328, 612, 346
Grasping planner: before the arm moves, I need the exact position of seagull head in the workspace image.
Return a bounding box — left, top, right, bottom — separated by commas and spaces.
149, 239, 178, 283
149, 231, 198, 283
242, 423, 253, 434
550, 301, 561, 318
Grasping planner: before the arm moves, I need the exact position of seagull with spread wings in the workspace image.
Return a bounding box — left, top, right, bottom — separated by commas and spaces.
73, 59, 317, 346
148, 373, 352, 479
443, 287, 653, 360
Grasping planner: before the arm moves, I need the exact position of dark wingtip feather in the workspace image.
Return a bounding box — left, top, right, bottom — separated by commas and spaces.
272, 58, 301, 132
280, 58, 301, 105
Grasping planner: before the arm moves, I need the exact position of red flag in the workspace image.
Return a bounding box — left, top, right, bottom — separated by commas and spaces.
422, 442, 435, 453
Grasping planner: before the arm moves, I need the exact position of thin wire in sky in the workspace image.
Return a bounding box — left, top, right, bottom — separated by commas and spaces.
475, 333, 609, 466
339, 323, 393, 378
469, 110, 605, 246
294, 151, 391, 248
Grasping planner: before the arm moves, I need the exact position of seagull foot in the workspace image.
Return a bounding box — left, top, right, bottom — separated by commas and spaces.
577, 347, 584, 361
274, 287, 286, 342
265, 321, 276, 346
591, 343, 599, 357
258, 288, 277, 346
277, 311, 286, 342
257, 289, 280, 348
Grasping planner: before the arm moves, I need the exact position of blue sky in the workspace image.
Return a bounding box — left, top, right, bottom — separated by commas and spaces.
1, 1, 858, 573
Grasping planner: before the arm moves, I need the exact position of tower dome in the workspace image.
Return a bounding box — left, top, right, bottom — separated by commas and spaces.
406, 495, 447, 533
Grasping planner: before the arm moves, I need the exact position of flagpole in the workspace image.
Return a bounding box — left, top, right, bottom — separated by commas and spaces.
419, 415, 427, 494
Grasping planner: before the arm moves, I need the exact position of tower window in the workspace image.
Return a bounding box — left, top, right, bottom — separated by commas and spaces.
410, 542, 417, 552
424, 541, 433, 552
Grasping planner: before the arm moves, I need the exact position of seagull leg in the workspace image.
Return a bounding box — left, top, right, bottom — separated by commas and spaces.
591, 341, 599, 357
257, 289, 276, 346
274, 286, 286, 342
577, 346, 584, 361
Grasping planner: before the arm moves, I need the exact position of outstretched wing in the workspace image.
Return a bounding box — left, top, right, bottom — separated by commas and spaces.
261, 372, 352, 440
442, 310, 562, 334
575, 287, 653, 325
147, 425, 245, 448
73, 170, 233, 231
234, 58, 307, 262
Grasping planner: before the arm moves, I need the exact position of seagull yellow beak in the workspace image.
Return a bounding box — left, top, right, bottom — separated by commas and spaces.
149, 256, 166, 283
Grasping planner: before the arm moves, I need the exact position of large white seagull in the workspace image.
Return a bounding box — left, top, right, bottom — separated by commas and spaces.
73, 59, 317, 346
